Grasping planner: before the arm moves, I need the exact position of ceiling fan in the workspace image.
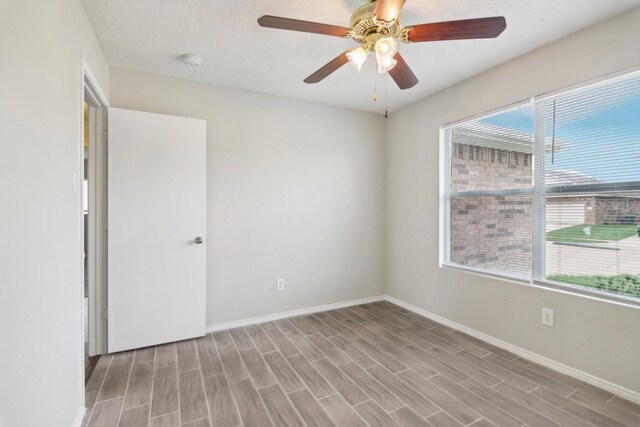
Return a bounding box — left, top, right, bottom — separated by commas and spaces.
258, 0, 506, 89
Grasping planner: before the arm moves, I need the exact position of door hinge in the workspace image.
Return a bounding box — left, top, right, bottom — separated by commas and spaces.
102, 308, 108, 320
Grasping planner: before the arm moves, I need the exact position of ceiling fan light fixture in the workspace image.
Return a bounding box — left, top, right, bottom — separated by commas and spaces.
346, 47, 368, 71
374, 37, 398, 57
376, 55, 397, 74
375, 37, 398, 74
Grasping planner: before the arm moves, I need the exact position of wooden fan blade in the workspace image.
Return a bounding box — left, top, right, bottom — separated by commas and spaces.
388, 53, 418, 89
406, 16, 506, 42
257, 15, 351, 37
374, 0, 406, 23
304, 51, 350, 84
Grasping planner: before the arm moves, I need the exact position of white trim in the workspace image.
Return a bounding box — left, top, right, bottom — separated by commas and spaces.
441, 261, 640, 309
81, 56, 109, 362
384, 295, 640, 405
533, 280, 640, 310
205, 295, 384, 333
439, 128, 450, 267
82, 58, 109, 108
79, 57, 110, 424
71, 406, 86, 427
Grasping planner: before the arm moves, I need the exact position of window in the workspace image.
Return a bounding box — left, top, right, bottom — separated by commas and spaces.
441, 71, 640, 303
442, 104, 534, 279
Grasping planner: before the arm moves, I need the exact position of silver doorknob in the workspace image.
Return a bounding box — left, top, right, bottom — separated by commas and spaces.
195, 236, 204, 244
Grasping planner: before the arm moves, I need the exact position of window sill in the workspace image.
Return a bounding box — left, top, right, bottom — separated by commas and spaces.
440, 262, 640, 309
440, 262, 531, 286
533, 280, 640, 309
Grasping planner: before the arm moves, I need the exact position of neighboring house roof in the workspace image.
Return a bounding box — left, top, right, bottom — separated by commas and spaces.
545, 169, 601, 186
452, 122, 567, 154
545, 171, 640, 198
545, 171, 640, 199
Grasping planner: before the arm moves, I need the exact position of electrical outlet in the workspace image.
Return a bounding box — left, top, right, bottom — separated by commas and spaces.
276, 279, 285, 292
542, 308, 554, 327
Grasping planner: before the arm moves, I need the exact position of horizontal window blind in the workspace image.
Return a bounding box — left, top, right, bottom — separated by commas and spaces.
541, 73, 640, 300
544, 76, 640, 186
450, 104, 534, 192
442, 70, 640, 302
445, 104, 534, 277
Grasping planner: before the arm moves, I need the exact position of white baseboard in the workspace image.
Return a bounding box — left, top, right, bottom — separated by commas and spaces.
384, 295, 640, 405
205, 295, 384, 333
71, 405, 86, 427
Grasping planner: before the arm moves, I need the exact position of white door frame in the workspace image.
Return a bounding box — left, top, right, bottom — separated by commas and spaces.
81, 58, 109, 368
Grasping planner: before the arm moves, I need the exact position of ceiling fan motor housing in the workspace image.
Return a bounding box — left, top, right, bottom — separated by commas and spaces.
349, 2, 403, 49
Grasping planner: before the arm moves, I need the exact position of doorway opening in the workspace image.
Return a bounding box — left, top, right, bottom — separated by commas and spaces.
83, 100, 98, 381
82, 64, 108, 385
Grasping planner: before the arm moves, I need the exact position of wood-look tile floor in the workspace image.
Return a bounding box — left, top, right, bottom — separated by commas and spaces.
84, 301, 640, 427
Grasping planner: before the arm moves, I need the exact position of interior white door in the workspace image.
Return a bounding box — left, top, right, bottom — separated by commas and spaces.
108, 108, 206, 353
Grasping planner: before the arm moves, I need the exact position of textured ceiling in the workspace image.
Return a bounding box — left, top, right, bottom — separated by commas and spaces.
82, 0, 640, 114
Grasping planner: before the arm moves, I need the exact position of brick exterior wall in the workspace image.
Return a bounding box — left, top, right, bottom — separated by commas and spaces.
593, 197, 640, 224
449, 142, 640, 275
450, 195, 532, 275
451, 143, 532, 191
450, 143, 533, 275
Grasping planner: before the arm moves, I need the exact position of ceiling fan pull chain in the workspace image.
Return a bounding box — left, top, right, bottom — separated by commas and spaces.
385, 78, 390, 117
373, 76, 378, 102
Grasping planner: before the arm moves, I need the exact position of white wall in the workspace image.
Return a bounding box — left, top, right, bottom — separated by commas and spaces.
2, 3, 639, 424
109, 68, 386, 327
386, 7, 640, 395
0, 1, 109, 426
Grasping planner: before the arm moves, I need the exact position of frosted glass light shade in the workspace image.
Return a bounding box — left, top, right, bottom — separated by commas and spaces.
376, 55, 397, 74
346, 47, 368, 71
375, 37, 397, 57
375, 37, 398, 74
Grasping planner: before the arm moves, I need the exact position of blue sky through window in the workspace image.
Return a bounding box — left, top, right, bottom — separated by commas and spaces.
480, 79, 640, 184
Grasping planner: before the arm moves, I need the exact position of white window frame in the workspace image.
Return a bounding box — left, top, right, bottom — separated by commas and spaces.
440, 71, 640, 308
440, 101, 535, 284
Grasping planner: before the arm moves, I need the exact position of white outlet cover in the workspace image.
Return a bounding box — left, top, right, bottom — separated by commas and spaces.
542, 308, 554, 327
276, 279, 285, 292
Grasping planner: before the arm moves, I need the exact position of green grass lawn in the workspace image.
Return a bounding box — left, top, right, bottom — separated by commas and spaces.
546, 224, 638, 244
547, 274, 640, 298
